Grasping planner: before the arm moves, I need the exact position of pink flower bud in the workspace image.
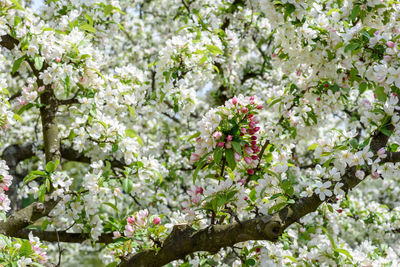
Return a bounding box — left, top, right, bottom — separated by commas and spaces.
217, 142, 225, 147
244, 157, 252, 164
249, 121, 256, 128
17, 97, 26, 105
55, 57, 61, 63
250, 96, 254, 101
257, 105, 263, 109
232, 97, 238, 105
241, 107, 248, 113
225, 142, 232, 149
245, 146, 253, 154
212, 131, 222, 139
254, 127, 260, 132
383, 55, 392, 62
127, 216, 135, 225
3, 186, 8, 191
248, 114, 254, 119
113, 231, 121, 239
226, 135, 233, 141
241, 128, 247, 134
251, 155, 259, 160
195, 187, 204, 195
153, 217, 161, 225
237, 178, 246, 186
387, 41, 395, 48
377, 147, 387, 158
372, 171, 380, 179
190, 153, 200, 164
256, 248, 261, 253
251, 136, 257, 140
38, 86, 45, 92
234, 152, 242, 162
247, 169, 255, 175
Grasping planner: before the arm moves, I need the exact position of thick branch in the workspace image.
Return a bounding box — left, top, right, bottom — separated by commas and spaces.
14, 229, 114, 244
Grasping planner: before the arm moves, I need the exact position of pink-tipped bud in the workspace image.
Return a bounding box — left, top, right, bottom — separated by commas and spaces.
251, 140, 257, 146
377, 147, 387, 158
251, 136, 257, 140
226, 135, 233, 141
212, 131, 222, 139
232, 97, 238, 105
153, 217, 161, 225
247, 169, 255, 175
387, 41, 395, 48
249, 121, 256, 128
250, 96, 254, 101
217, 142, 225, 147
372, 171, 380, 179
234, 152, 242, 162
113, 231, 121, 239
248, 114, 254, 119
190, 153, 200, 164
195, 187, 204, 195
237, 178, 246, 186
241, 128, 247, 134
257, 105, 263, 109
245, 146, 253, 154
241, 107, 248, 113
225, 142, 232, 149
384, 55, 392, 62
251, 155, 259, 160
127, 216, 136, 225
38, 86, 45, 92
244, 157, 252, 164
254, 127, 260, 132
55, 57, 61, 63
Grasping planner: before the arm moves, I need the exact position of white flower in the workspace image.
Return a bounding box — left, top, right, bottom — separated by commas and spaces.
315, 181, 332, 201
333, 182, 345, 196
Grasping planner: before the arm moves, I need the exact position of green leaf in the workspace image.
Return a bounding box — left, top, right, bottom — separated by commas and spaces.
12, 55, 25, 74
334, 248, 353, 260
0, 212, 6, 222
375, 86, 387, 102
193, 160, 206, 183
128, 106, 135, 118
122, 178, 133, 194
13, 113, 22, 122
79, 24, 96, 33
38, 184, 46, 202
281, 180, 294, 196
10, 0, 24, 11
214, 148, 223, 164
307, 143, 318, 151
206, 45, 223, 55
349, 5, 360, 21
245, 259, 256, 266
344, 42, 360, 53
41, 219, 50, 230
19, 240, 32, 257
359, 82, 368, 94
125, 129, 137, 138
45, 159, 59, 173
34, 55, 43, 71
225, 149, 236, 170
103, 202, 119, 213
187, 132, 200, 141
349, 138, 358, 149
231, 141, 241, 154
106, 262, 119, 267
380, 127, 392, 137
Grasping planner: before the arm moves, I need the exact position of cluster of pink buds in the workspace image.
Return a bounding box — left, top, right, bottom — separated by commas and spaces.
119, 209, 161, 238
123, 209, 149, 237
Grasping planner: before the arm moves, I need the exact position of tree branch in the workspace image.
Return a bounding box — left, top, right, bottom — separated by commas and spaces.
14, 229, 114, 244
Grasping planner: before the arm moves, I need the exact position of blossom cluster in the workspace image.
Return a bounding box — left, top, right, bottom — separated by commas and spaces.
0, 160, 12, 215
